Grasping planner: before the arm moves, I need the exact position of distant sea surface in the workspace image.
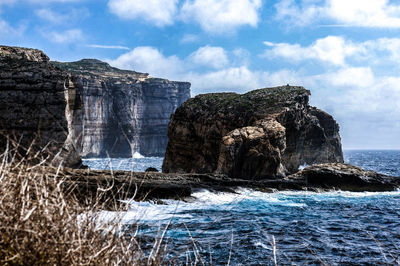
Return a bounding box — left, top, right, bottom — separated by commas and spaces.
84, 150, 400, 264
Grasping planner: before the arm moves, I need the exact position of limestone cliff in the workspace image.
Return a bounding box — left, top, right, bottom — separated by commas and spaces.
52, 59, 191, 157
0, 45, 83, 167
162, 86, 344, 179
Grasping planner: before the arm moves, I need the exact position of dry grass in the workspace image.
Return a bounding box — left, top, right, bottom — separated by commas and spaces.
0, 142, 170, 265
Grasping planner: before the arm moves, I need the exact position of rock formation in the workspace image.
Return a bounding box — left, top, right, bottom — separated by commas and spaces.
0, 45, 83, 167
163, 86, 344, 179
53, 59, 190, 157
288, 163, 400, 192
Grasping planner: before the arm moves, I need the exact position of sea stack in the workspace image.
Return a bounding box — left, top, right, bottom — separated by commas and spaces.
163, 86, 344, 179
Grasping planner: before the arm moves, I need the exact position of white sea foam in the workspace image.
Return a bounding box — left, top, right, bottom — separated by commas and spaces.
253, 241, 272, 251
298, 163, 309, 170
132, 152, 145, 159
113, 188, 308, 224
275, 189, 400, 198
93, 187, 400, 225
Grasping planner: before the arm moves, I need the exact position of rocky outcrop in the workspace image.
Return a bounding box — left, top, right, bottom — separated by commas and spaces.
0, 45, 83, 167
288, 163, 400, 192
163, 86, 344, 179
53, 163, 400, 205
53, 59, 190, 157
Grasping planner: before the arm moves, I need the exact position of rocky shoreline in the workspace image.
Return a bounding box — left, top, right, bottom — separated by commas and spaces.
60, 163, 400, 204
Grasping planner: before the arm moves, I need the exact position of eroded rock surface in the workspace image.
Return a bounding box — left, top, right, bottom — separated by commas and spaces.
163, 86, 344, 178
216, 119, 286, 179
0, 45, 83, 167
288, 163, 400, 191
53, 59, 190, 157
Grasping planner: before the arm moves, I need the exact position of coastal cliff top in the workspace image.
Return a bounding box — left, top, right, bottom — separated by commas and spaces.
0, 45, 49, 62
52, 59, 150, 81
182, 85, 310, 116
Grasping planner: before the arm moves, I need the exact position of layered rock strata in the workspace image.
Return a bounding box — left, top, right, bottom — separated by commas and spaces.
163, 86, 344, 179
53, 59, 191, 157
0, 45, 83, 167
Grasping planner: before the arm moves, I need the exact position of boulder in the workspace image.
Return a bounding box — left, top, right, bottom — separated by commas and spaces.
163, 86, 344, 179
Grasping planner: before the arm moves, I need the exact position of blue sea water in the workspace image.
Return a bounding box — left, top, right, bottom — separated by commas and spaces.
84, 150, 400, 265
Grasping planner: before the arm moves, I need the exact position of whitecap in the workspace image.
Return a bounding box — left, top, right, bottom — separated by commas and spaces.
132, 152, 145, 159
298, 163, 309, 170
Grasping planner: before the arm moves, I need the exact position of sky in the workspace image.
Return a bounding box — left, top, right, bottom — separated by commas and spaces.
1, 0, 400, 150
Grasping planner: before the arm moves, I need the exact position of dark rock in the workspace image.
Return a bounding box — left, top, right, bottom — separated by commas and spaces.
216, 119, 286, 179
0, 45, 83, 167
163, 86, 343, 179
145, 167, 159, 172
52, 59, 190, 157
288, 163, 400, 191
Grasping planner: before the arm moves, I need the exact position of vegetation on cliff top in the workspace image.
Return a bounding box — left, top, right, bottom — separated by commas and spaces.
182, 85, 309, 115
51, 59, 149, 78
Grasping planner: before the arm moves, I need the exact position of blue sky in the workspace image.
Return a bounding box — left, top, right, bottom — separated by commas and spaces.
1, 0, 400, 149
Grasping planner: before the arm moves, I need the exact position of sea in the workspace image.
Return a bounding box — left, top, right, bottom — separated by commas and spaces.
83, 150, 400, 265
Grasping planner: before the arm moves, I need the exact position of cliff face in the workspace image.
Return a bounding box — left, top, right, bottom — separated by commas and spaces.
0, 46, 83, 167
53, 59, 191, 157
163, 86, 344, 179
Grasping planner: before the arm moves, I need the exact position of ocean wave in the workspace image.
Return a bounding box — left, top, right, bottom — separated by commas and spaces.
112, 188, 400, 224
132, 152, 145, 159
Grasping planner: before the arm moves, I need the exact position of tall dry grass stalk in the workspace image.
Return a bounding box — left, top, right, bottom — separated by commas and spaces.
0, 141, 168, 265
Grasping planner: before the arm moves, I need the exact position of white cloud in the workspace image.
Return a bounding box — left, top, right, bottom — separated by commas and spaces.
107, 0, 262, 33
363, 38, 400, 62
275, 0, 400, 28
109, 45, 232, 79
26, 0, 86, 3
180, 34, 199, 44
0, 0, 17, 5
275, 0, 324, 26
320, 67, 375, 88
0, 17, 25, 37
108, 46, 184, 77
35, 8, 63, 23
262, 36, 400, 68
232, 48, 251, 67
88, 44, 130, 50
108, 0, 178, 27
263, 36, 360, 65
35, 7, 89, 24
43, 28, 84, 43
0, 18, 15, 34
3, 0, 86, 4
189, 46, 229, 69
186, 66, 261, 93
181, 0, 262, 33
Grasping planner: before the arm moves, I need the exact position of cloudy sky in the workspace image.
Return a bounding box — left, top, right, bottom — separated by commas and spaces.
1, 0, 400, 149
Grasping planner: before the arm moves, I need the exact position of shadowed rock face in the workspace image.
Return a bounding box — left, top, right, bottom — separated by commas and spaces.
0, 46, 83, 167
53, 59, 191, 157
163, 86, 344, 179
